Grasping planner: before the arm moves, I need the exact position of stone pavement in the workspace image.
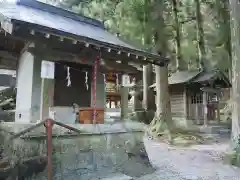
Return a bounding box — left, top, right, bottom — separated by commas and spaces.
140, 138, 240, 180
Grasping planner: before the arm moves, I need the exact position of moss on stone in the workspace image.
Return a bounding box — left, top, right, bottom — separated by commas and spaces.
224, 150, 240, 167
147, 117, 204, 146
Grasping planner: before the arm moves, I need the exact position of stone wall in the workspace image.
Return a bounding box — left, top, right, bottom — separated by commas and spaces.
0, 122, 155, 179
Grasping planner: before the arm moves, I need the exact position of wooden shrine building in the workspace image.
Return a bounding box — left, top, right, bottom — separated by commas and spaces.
150, 69, 231, 125
0, 0, 167, 124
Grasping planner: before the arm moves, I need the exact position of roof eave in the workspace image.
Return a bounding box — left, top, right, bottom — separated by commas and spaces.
7, 18, 169, 66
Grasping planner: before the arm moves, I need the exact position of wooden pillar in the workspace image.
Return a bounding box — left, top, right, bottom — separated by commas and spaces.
203, 91, 208, 126
217, 95, 221, 123
183, 87, 188, 120
195, 104, 200, 125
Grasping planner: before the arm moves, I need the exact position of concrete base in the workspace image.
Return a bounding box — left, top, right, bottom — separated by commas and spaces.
0, 122, 154, 180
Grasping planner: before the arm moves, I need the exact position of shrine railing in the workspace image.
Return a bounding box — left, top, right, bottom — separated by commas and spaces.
6, 118, 81, 180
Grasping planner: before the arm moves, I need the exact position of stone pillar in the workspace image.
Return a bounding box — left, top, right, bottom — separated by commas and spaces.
40, 78, 55, 120
129, 80, 142, 112
203, 91, 208, 126
120, 86, 129, 120
15, 50, 42, 123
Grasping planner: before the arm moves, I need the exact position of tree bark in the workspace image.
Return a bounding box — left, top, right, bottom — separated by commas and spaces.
153, 1, 172, 127
217, 0, 232, 81
155, 65, 172, 127
229, 0, 240, 149
195, 0, 208, 70
172, 0, 184, 71
149, 1, 174, 136
142, 64, 155, 111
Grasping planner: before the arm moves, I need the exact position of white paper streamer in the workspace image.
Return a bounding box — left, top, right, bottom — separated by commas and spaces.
116, 73, 119, 86
85, 71, 89, 90
103, 73, 106, 90
66, 66, 71, 87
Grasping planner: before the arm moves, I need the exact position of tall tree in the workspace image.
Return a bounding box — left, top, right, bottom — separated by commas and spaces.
195, 0, 208, 70
150, 0, 174, 138
172, 0, 184, 71
229, 0, 240, 149
141, 0, 155, 118
215, 0, 232, 80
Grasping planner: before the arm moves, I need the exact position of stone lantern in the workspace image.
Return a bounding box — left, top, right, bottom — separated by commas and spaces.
128, 78, 142, 112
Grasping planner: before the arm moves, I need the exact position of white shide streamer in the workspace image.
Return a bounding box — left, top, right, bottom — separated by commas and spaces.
103, 73, 106, 90
116, 73, 119, 87
66, 66, 71, 87
85, 71, 89, 90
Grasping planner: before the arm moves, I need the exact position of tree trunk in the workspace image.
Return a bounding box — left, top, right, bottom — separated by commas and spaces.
229, 0, 240, 149
153, 1, 172, 127
155, 65, 172, 126
217, 0, 232, 81
143, 64, 155, 111
149, 1, 174, 137
195, 0, 208, 70
172, 0, 184, 71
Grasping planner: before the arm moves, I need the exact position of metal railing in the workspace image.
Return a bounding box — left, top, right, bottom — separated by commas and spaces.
5, 118, 82, 180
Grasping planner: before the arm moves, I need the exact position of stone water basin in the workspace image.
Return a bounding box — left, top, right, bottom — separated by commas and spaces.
24, 132, 156, 180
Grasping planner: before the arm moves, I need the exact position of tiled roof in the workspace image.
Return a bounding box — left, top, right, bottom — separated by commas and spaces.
168, 70, 200, 85
149, 70, 201, 88
149, 69, 231, 88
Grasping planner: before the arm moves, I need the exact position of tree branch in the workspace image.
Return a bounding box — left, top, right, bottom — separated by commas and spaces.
180, 17, 196, 24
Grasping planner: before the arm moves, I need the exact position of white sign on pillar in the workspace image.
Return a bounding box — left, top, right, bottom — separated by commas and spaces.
41, 60, 55, 79
204, 106, 208, 114
122, 74, 131, 87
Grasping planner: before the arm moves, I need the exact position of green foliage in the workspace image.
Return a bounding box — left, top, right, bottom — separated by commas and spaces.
46, 0, 232, 72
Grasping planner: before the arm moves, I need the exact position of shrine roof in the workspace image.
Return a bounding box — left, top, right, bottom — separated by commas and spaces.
149, 69, 231, 88
0, 0, 168, 65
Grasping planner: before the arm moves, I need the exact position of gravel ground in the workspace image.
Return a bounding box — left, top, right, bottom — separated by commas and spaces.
142, 137, 240, 180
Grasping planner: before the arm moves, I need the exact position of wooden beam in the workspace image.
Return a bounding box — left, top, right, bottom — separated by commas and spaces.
101, 59, 138, 73
28, 46, 139, 73
200, 87, 221, 93
13, 27, 168, 66
0, 50, 18, 60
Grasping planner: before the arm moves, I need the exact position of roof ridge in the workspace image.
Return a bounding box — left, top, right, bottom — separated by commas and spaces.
186, 70, 203, 83
16, 0, 105, 29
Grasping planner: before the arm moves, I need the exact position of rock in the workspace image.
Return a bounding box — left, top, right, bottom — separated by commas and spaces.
0, 156, 47, 180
